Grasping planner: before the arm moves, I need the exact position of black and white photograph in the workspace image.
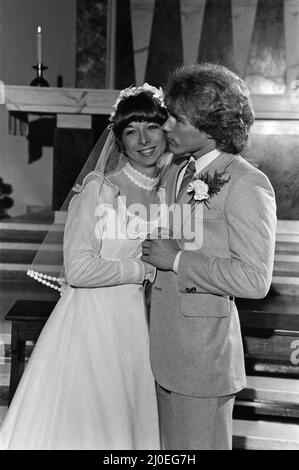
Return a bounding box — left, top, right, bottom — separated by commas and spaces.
0, 0, 298, 453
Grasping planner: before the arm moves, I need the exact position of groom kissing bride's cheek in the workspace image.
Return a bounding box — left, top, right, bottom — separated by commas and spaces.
0, 64, 276, 452
142, 63, 276, 451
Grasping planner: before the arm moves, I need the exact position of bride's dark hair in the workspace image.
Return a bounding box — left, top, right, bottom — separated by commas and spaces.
108, 87, 172, 190
111, 91, 168, 147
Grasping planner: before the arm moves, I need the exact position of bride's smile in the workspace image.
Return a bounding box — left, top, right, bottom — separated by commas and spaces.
122, 121, 166, 176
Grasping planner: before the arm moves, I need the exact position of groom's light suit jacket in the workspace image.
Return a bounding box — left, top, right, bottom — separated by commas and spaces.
149, 152, 277, 397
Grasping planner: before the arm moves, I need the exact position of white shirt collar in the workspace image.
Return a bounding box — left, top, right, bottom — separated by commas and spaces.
190, 148, 222, 175
176, 148, 221, 198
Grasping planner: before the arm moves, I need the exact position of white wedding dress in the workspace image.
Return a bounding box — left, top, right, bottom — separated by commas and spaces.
0, 167, 166, 450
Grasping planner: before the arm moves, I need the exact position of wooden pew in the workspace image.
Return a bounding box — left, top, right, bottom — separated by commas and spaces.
234, 295, 299, 449
5, 300, 57, 404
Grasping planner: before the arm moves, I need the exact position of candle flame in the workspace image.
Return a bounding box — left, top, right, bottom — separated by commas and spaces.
37, 26, 42, 33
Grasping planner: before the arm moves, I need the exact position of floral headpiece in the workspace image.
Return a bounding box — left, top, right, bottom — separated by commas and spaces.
109, 83, 166, 123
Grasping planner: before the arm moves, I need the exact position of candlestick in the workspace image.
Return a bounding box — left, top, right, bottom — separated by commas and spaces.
37, 26, 42, 64
31, 25, 49, 86
30, 63, 49, 87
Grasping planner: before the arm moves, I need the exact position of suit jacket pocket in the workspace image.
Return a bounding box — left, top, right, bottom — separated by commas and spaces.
202, 208, 223, 220
181, 293, 230, 318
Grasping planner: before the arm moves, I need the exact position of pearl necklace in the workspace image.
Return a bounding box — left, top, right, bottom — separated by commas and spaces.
122, 161, 158, 191
27, 270, 66, 295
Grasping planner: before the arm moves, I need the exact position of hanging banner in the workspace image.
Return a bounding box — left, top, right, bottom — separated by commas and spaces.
284, 0, 299, 88
130, 0, 155, 85
231, 0, 258, 78
180, 0, 206, 65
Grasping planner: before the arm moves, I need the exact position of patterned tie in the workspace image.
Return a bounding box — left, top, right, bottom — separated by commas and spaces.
177, 158, 196, 200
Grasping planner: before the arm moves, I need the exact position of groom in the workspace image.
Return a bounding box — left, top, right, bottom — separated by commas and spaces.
141, 63, 277, 450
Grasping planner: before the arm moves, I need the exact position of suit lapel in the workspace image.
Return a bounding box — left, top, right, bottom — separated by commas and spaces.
175, 153, 238, 236
164, 158, 188, 205
176, 152, 237, 206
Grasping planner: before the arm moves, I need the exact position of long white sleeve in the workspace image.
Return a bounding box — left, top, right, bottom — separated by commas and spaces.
63, 180, 145, 287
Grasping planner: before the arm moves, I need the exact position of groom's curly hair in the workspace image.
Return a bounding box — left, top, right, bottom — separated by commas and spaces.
165, 63, 255, 155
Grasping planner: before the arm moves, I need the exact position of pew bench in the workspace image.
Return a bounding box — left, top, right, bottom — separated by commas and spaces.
5, 299, 57, 404
234, 295, 299, 449
5, 296, 299, 399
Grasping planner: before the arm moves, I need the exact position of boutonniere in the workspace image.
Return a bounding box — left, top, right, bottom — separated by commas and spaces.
187, 170, 231, 208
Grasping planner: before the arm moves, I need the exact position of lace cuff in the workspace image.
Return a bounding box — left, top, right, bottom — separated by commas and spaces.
145, 266, 157, 283
119, 258, 145, 284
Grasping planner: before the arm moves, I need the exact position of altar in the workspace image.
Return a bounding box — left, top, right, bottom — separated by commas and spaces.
4, 86, 120, 211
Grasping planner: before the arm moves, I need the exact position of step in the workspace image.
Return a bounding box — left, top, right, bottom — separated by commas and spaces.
244, 356, 299, 377
234, 399, 299, 420
0, 242, 62, 251
233, 419, 299, 449
238, 376, 299, 403
237, 295, 299, 329
0, 280, 61, 306
276, 233, 299, 245
275, 221, 299, 255
234, 377, 299, 421
271, 276, 299, 296
0, 221, 56, 232
275, 242, 299, 254
0, 334, 11, 362
0, 263, 62, 281
0, 363, 9, 410
277, 220, 299, 234
0, 242, 63, 264
242, 333, 299, 369
0, 221, 64, 244
274, 254, 299, 274
0, 363, 10, 387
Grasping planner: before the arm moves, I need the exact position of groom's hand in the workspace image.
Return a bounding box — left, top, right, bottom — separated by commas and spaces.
141, 234, 180, 271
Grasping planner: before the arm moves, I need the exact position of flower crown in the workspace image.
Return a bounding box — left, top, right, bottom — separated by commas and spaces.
109, 83, 166, 123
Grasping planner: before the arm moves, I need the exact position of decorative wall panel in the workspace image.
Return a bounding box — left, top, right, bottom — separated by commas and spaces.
197, 0, 234, 71
146, 0, 183, 87
284, 0, 299, 88
246, 0, 286, 93
180, 0, 206, 65
130, 0, 155, 85
76, 0, 107, 88
231, 0, 258, 78
76, 0, 297, 94
115, 0, 135, 89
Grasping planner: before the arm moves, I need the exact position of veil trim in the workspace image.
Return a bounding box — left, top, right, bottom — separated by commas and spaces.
72, 170, 120, 196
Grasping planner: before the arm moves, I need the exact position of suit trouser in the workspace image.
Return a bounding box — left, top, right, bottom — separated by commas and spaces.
157, 384, 235, 450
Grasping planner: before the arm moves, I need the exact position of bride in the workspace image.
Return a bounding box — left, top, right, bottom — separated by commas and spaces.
0, 84, 172, 450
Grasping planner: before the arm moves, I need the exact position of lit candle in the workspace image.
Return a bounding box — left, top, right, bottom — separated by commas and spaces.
36, 26, 42, 64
